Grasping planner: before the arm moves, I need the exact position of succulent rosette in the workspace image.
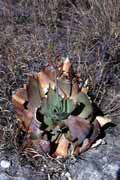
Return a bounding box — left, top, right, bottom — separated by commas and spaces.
12, 58, 111, 158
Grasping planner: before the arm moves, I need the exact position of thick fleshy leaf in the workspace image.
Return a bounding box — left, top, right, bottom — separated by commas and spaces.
79, 138, 91, 154
40, 88, 63, 126
27, 74, 41, 109
56, 57, 74, 98
30, 128, 42, 140
62, 98, 75, 114
12, 86, 27, 111
12, 79, 41, 131
16, 108, 33, 129
41, 88, 62, 118
65, 116, 91, 144
76, 92, 93, 119
13, 57, 109, 158
44, 65, 56, 81
70, 79, 79, 99
81, 79, 89, 94
47, 87, 62, 109
53, 134, 69, 158
12, 87, 33, 129
43, 115, 54, 127
40, 89, 75, 129
29, 116, 42, 140
62, 57, 71, 75
89, 119, 101, 145
71, 138, 90, 156
81, 87, 89, 94
57, 78, 72, 98
37, 71, 55, 96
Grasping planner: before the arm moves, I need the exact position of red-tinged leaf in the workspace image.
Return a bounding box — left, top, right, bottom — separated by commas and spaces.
12, 57, 109, 158
27, 74, 41, 109
81, 87, 89, 94
12, 81, 41, 130
12, 87, 33, 129
38, 71, 65, 98
32, 139, 50, 153
65, 116, 91, 144
73, 145, 80, 156
71, 138, 91, 156
81, 79, 89, 94
16, 108, 33, 129
12, 86, 27, 111
53, 134, 69, 158
29, 118, 42, 140
89, 119, 101, 144
37, 71, 55, 96
44, 65, 56, 81
62, 57, 71, 75
79, 138, 91, 154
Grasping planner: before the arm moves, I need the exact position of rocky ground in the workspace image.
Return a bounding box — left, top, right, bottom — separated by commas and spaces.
0, 0, 120, 180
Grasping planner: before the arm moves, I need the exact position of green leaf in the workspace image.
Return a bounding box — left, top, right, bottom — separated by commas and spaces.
47, 87, 62, 109
40, 87, 75, 126
76, 92, 93, 119
66, 99, 75, 113
57, 78, 72, 97
53, 98, 75, 120
44, 115, 54, 127
40, 87, 62, 118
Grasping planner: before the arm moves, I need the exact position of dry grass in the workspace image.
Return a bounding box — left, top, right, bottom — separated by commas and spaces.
0, 0, 120, 179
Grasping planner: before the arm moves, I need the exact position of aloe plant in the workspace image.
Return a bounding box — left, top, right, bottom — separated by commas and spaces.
12, 57, 111, 158
40, 87, 75, 125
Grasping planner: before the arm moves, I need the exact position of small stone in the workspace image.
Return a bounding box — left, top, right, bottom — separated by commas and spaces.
61, 172, 65, 176
0, 160, 10, 169
65, 172, 72, 180
41, 168, 44, 172
91, 139, 104, 148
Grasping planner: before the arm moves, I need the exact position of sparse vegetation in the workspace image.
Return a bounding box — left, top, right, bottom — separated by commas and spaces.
12, 58, 112, 158
0, 0, 120, 179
